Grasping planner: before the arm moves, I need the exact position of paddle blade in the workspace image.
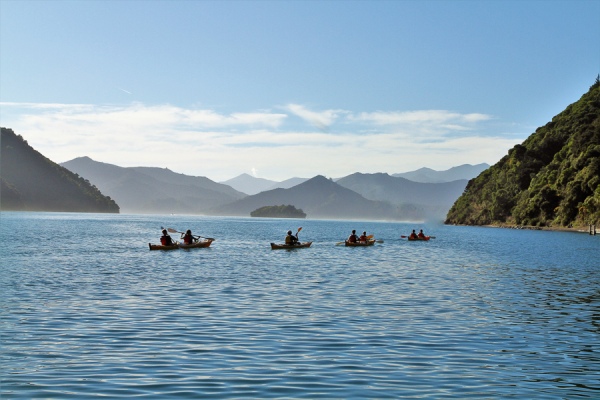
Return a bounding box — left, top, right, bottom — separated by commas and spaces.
400, 235, 407, 238
366, 234, 374, 239
167, 228, 179, 234
297, 227, 303, 233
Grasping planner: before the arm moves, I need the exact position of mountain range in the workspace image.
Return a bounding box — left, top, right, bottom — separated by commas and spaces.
392, 163, 489, 183
2, 125, 488, 220
213, 175, 397, 220
220, 174, 309, 195
61, 157, 246, 214
58, 156, 482, 221
222, 164, 487, 195
336, 173, 469, 219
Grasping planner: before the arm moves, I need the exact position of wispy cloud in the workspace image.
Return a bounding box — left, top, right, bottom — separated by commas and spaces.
283, 104, 345, 131
117, 87, 132, 95
348, 110, 492, 128
0, 102, 522, 181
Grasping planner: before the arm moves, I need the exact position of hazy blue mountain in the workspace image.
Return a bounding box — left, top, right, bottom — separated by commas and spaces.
220, 173, 277, 195
266, 177, 308, 190
393, 163, 489, 183
212, 175, 398, 220
1, 128, 119, 213
336, 172, 469, 220
61, 157, 246, 214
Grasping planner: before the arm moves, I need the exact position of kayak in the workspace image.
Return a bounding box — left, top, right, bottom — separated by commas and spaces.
270, 241, 313, 250
408, 236, 430, 241
149, 242, 179, 251
345, 240, 375, 247
178, 239, 213, 249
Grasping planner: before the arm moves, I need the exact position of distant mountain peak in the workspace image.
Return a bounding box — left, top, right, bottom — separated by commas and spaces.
393, 163, 489, 183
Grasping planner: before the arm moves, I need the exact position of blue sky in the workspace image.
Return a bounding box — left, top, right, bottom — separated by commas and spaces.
1, 0, 599, 181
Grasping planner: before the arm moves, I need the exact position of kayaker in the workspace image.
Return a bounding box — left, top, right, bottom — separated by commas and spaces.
409, 230, 418, 240
182, 229, 196, 245
359, 231, 368, 242
347, 230, 358, 243
285, 230, 299, 245
160, 229, 174, 246
417, 229, 426, 239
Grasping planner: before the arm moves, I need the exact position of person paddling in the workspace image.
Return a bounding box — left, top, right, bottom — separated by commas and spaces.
285, 230, 299, 245
160, 229, 174, 246
182, 229, 197, 245
417, 229, 426, 239
359, 231, 368, 242
347, 230, 358, 243
409, 230, 418, 240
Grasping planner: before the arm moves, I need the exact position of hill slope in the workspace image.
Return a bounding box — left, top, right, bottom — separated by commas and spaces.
337, 172, 468, 220
220, 173, 277, 195
212, 175, 398, 220
393, 163, 489, 183
61, 157, 246, 214
221, 174, 309, 195
1, 128, 119, 213
446, 79, 600, 228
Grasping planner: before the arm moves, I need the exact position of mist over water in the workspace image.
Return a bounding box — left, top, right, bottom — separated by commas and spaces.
1, 212, 599, 399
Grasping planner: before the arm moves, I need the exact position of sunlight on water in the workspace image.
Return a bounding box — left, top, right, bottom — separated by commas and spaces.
1, 212, 599, 398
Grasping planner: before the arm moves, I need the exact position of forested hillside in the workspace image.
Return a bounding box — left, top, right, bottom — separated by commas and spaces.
446, 78, 600, 228
1, 128, 120, 213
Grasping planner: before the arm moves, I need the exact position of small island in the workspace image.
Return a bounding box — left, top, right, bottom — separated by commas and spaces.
250, 204, 307, 218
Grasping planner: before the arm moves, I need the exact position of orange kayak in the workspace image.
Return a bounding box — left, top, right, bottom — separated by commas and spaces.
270, 241, 313, 250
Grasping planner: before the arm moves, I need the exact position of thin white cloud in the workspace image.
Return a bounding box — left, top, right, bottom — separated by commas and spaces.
1, 102, 287, 130
284, 104, 345, 130
117, 87, 132, 95
0, 102, 522, 181
348, 110, 492, 128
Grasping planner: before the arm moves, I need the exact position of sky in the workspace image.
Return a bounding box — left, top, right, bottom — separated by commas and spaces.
1, 0, 599, 182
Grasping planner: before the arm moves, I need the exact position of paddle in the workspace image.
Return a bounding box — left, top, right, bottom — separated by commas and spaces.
293, 227, 302, 244
366, 235, 385, 243
164, 227, 215, 241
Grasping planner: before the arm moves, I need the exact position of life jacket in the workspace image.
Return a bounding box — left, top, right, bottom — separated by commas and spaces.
285, 235, 297, 245
160, 236, 167, 245
183, 234, 193, 244
348, 234, 358, 243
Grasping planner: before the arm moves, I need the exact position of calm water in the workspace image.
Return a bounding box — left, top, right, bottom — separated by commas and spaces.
1, 212, 599, 399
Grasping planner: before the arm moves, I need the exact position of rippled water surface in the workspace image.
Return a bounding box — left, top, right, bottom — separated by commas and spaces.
1, 212, 599, 398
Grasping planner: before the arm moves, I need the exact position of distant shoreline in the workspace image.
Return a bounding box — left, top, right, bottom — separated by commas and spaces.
445, 222, 596, 234
483, 224, 595, 234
